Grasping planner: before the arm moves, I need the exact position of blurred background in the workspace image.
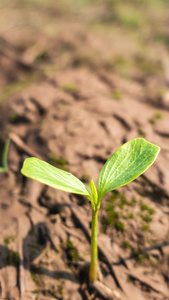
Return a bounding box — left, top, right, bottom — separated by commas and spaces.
0, 0, 169, 99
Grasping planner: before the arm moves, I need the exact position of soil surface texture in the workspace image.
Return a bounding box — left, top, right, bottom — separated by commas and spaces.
0, 1, 169, 299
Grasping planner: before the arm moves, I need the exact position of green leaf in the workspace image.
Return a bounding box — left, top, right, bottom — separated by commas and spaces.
90, 180, 98, 205
98, 138, 160, 202
21, 157, 92, 199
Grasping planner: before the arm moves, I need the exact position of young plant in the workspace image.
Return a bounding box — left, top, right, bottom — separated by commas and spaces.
0, 136, 10, 172
21, 138, 160, 283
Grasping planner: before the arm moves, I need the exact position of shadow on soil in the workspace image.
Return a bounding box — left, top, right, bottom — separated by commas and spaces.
0, 222, 77, 283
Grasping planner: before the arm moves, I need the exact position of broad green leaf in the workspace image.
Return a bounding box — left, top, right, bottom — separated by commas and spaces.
98, 138, 160, 202
21, 157, 92, 199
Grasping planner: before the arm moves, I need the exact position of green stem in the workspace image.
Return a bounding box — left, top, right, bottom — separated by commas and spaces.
89, 207, 98, 283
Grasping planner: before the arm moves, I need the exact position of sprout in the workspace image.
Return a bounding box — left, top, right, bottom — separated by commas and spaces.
21, 138, 160, 283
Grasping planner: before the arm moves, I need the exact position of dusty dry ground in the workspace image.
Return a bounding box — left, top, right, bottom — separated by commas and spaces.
0, 1, 169, 299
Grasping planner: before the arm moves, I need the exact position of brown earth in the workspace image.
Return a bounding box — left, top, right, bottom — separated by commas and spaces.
0, 1, 169, 299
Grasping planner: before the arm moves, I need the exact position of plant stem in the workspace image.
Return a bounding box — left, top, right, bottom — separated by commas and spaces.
89, 207, 99, 283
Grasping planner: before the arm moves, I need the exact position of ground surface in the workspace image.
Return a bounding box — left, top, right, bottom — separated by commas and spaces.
0, 1, 169, 299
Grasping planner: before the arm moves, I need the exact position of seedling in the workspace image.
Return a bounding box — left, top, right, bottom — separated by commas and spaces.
21, 138, 160, 283
0, 136, 10, 172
